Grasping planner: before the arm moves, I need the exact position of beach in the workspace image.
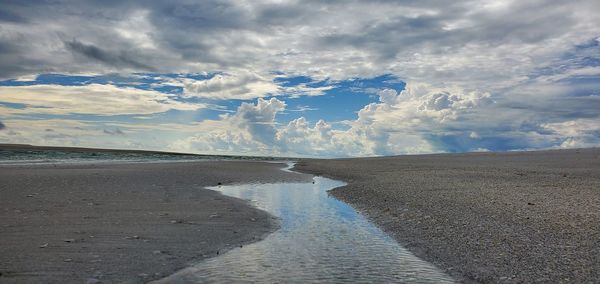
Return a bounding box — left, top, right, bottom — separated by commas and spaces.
295, 148, 600, 282
0, 161, 311, 283
2, 148, 599, 283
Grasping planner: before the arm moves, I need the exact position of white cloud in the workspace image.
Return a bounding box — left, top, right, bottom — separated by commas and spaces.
0, 119, 141, 149
231, 97, 286, 145
0, 84, 203, 116
182, 71, 280, 100
113, 10, 157, 50
179, 71, 332, 100
173, 81, 579, 156
542, 119, 600, 149
280, 83, 334, 98
169, 98, 287, 155
171, 87, 456, 157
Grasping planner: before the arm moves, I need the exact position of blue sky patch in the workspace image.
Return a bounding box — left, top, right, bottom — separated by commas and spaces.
0, 72, 407, 126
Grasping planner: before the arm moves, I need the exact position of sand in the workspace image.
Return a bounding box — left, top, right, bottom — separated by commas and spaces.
295, 148, 600, 283
0, 161, 311, 283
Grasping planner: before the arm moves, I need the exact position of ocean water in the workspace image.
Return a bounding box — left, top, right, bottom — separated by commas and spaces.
153, 166, 455, 283
0, 149, 277, 165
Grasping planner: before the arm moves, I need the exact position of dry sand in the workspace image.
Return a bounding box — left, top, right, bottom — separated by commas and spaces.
296, 148, 600, 283
0, 161, 311, 283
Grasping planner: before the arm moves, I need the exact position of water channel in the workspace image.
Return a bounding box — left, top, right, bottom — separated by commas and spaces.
154, 164, 454, 283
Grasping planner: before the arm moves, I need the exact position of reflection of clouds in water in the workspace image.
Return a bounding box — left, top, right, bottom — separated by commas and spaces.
215, 180, 340, 232
154, 177, 454, 283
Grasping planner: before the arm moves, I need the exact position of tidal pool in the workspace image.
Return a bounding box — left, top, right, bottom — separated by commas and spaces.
154, 165, 454, 283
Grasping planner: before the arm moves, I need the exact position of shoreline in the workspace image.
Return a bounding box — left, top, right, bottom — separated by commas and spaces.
0, 161, 311, 283
295, 148, 600, 283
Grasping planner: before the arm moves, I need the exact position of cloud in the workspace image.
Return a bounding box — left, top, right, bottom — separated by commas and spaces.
1, 1, 600, 155
0, 0, 597, 82
103, 128, 125, 135
179, 71, 334, 100
171, 94, 421, 157
0, 119, 92, 146
182, 71, 279, 100
288, 105, 319, 112
542, 119, 600, 148
64, 39, 155, 71
0, 121, 5, 130
230, 97, 286, 145
169, 98, 288, 155
276, 117, 362, 157
377, 88, 398, 104
0, 84, 203, 116
173, 79, 600, 157
0, 118, 202, 151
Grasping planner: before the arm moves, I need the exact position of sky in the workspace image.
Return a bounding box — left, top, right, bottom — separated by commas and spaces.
0, 0, 599, 157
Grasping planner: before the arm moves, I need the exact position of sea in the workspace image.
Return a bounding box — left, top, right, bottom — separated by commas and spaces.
0, 148, 280, 165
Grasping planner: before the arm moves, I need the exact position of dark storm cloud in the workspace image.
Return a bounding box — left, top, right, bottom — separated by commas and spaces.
0, 38, 54, 79
0, 8, 27, 23
317, 1, 579, 62
64, 39, 154, 71
103, 128, 125, 135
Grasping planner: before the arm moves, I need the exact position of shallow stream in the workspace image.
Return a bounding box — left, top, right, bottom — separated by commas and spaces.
155, 164, 454, 283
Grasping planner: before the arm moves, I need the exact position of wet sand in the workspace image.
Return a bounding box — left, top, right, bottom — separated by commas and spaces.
0, 161, 311, 283
296, 148, 600, 283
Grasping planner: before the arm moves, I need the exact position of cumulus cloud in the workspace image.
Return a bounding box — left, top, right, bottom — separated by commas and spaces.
168, 98, 288, 155
232, 98, 286, 144
377, 89, 398, 104
174, 79, 599, 156
172, 92, 434, 157
542, 119, 600, 149
277, 118, 332, 153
